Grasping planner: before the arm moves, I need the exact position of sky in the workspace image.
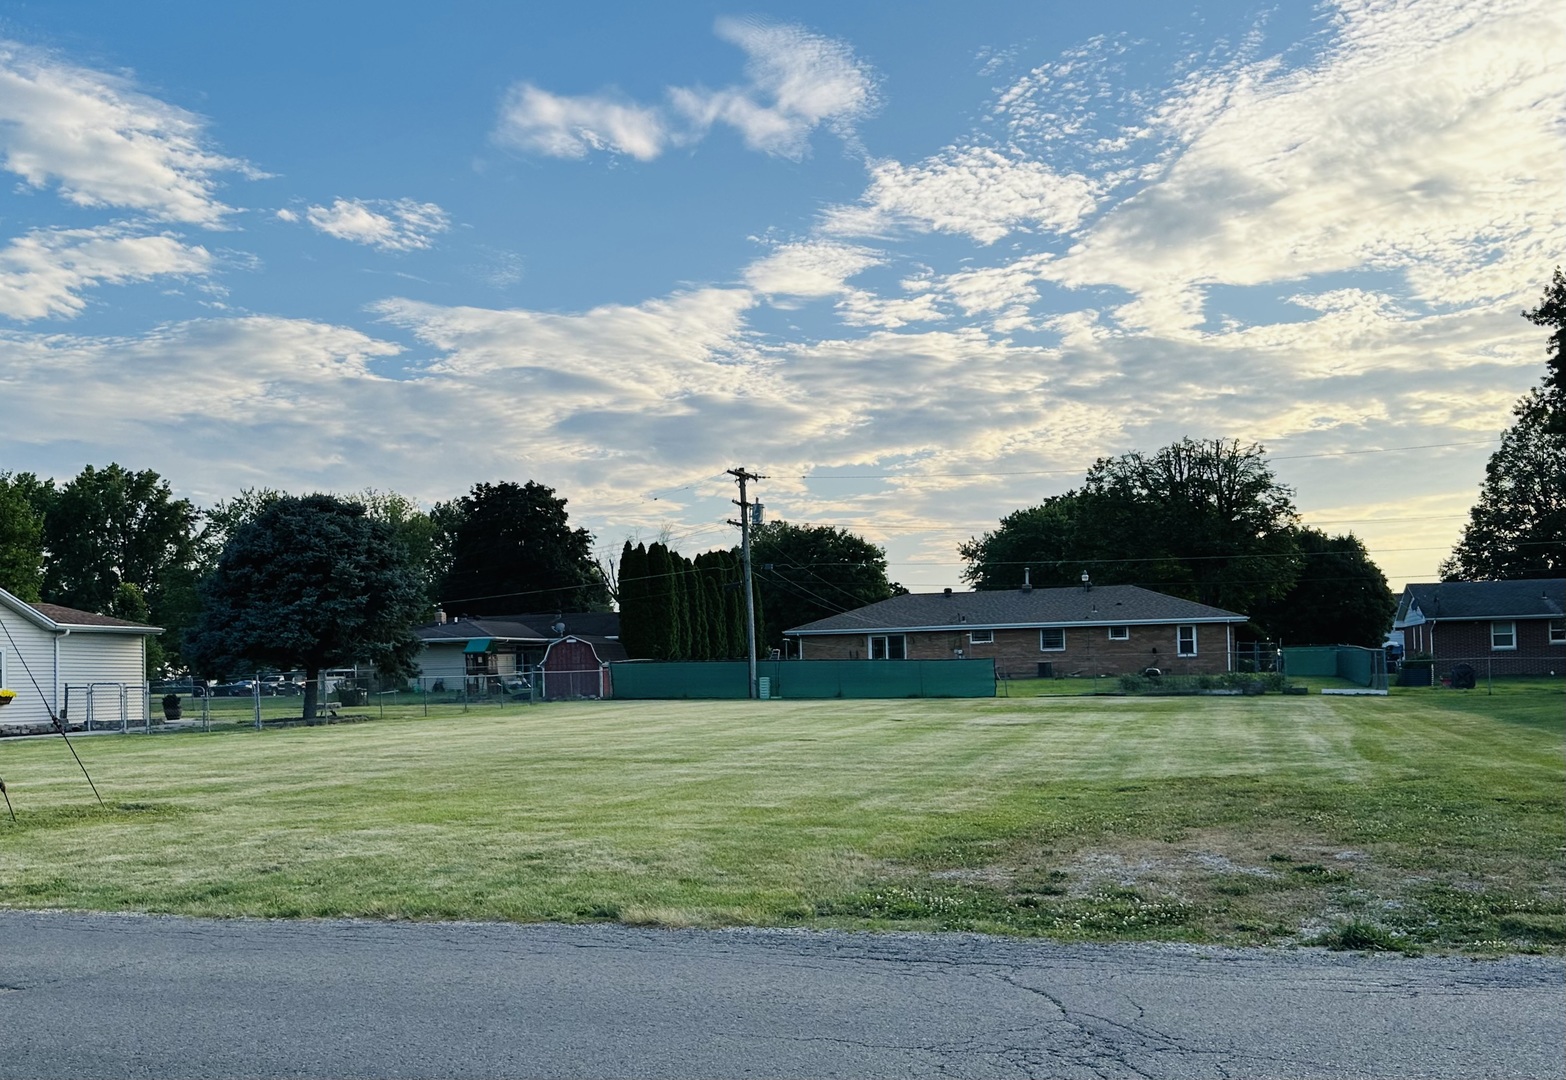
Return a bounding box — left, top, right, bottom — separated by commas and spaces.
0, 0, 1561, 594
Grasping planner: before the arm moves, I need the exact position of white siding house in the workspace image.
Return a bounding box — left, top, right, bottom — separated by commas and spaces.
0, 589, 161, 730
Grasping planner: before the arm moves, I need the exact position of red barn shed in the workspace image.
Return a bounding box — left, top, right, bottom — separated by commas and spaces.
539, 636, 625, 700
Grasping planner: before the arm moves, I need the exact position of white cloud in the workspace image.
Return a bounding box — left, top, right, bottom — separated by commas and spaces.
494, 83, 669, 160
1042, 0, 1566, 333
669, 16, 879, 158
835, 288, 945, 329
0, 41, 250, 226
823, 146, 1098, 245
302, 198, 451, 252
495, 18, 877, 162
0, 225, 211, 320
743, 240, 882, 298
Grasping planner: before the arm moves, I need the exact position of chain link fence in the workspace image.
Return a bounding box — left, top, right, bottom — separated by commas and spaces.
1393, 654, 1563, 692
140, 671, 539, 733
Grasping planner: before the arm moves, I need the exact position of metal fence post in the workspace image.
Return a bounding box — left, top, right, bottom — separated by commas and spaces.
254, 674, 262, 730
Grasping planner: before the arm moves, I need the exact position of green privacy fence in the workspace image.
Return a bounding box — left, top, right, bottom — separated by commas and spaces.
1280, 646, 1385, 688
609, 659, 997, 699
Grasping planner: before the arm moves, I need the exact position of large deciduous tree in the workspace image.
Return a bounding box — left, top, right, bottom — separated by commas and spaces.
961, 439, 1301, 615
749, 522, 902, 647
185, 494, 426, 720
0, 472, 48, 602
39, 464, 200, 673
437, 481, 607, 617
1441, 272, 1566, 580
1441, 388, 1565, 580
1251, 529, 1396, 647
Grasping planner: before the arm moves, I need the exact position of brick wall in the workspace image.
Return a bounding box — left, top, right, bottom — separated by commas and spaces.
796, 623, 1235, 677
1424, 618, 1566, 676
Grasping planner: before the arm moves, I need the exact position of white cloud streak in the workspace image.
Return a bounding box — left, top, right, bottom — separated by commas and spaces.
0, 41, 249, 225
0, 225, 211, 320
494, 18, 877, 162
494, 84, 669, 160
302, 198, 452, 252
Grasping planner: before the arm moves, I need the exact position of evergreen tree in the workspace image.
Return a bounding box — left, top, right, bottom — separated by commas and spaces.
684, 555, 709, 660
668, 549, 690, 659
616, 541, 651, 659
696, 552, 727, 658
644, 543, 674, 659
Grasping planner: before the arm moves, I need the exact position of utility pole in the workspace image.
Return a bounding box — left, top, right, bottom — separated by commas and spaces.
727, 467, 765, 699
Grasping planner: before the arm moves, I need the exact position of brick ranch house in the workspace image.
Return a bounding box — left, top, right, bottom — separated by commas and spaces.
1394, 579, 1565, 677
783, 582, 1250, 678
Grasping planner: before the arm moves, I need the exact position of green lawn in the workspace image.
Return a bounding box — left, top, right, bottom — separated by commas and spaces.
2, 685, 1561, 953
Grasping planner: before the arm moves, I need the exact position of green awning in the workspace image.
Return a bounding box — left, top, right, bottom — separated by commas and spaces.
463, 638, 493, 653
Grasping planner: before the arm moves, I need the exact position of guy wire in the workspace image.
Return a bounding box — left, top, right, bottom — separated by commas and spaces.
0, 612, 106, 808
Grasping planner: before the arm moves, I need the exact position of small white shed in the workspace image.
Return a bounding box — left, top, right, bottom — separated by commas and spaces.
0, 588, 162, 730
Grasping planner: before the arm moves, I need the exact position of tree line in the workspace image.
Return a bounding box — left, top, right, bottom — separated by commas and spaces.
0, 476, 609, 683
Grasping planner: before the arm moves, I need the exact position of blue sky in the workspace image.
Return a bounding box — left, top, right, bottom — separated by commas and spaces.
1, 0, 1561, 591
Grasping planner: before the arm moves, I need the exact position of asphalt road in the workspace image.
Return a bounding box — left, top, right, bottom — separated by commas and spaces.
1, 912, 1560, 1079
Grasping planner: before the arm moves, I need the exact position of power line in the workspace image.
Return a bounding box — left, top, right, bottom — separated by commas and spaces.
787, 439, 1499, 481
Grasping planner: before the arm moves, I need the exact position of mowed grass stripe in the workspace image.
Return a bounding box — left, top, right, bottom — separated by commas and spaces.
1, 687, 1561, 950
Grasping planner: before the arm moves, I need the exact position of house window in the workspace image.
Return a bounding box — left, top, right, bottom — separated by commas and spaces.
869, 634, 907, 660
1107, 626, 1130, 640
1177, 625, 1197, 656
1040, 627, 1065, 651
1550, 619, 1565, 645
1490, 621, 1516, 650
969, 630, 994, 645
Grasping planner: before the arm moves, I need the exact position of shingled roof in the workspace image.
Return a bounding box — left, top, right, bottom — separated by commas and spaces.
415, 611, 619, 643
0, 590, 161, 634
785, 584, 1247, 636
30, 602, 161, 630
1395, 579, 1565, 627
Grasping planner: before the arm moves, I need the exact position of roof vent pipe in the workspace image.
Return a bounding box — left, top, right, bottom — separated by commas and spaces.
1022, 568, 1032, 593
944, 587, 953, 597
